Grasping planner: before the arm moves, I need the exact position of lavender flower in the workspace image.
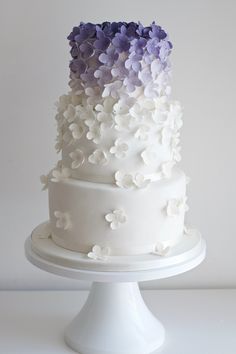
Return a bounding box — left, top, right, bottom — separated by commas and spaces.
149, 24, 167, 40
99, 46, 119, 66
94, 28, 110, 51
94, 66, 112, 87
123, 70, 142, 92
130, 37, 147, 55
112, 25, 130, 53
125, 52, 142, 72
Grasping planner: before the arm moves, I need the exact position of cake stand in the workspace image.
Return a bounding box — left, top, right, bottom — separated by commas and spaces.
25, 222, 206, 354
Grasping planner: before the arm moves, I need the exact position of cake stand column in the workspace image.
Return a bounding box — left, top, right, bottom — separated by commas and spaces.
65, 281, 165, 354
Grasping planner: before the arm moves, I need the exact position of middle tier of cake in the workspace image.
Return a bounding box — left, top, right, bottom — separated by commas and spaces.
48, 167, 187, 256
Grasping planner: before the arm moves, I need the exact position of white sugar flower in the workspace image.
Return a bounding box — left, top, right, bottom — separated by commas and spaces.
160, 161, 175, 179
63, 104, 77, 123
102, 81, 123, 99
133, 173, 151, 188
114, 114, 133, 131
160, 126, 172, 146
87, 245, 110, 261
113, 97, 134, 115
115, 171, 150, 189
95, 97, 115, 130
134, 125, 150, 140
110, 139, 129, 158
88, 149, 109, 165
55, 132, 63, 153
86, 123, 102, 144
105, 209, 127, 230
54, 211, 72, 230
51, 166, 71, 182
166, 196, 188, 217
55, 95, 71, 113
85, 86, 101, 104
115, 171, 136, 189
167, 101, 183, 131
152, 242, 170, 257
69, 122, 85, 140
172, 145, 181, 162
184, 225, 195, 236
37, 223, 51, 239
40, 173, 50, 191
141, 148, 157, 166
186, 175, 191, 185
69, 149, 85, 169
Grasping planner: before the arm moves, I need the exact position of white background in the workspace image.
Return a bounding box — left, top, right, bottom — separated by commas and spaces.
0, 0, 235, 290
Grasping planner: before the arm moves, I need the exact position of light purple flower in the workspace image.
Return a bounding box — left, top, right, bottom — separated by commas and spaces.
99, 46, 119, 67
125, 52, 142, 72
94, 66, 112, 87
146, 37, 160, 57
94, 29, 110, 51
123, 70, 142, 92
149, 24, 167, 40
130, 38, 147, 55
111, 59, 129, 79
112, 25, 130, 53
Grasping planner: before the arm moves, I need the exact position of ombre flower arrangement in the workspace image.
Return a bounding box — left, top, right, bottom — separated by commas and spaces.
67, 21, 172, 98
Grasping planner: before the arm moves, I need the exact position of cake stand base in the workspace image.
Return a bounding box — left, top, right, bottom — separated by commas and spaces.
65, 282, 164, 354
25, 225, 206, 354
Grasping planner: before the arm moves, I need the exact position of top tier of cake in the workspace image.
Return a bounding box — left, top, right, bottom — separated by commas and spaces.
52, 22, 183, 185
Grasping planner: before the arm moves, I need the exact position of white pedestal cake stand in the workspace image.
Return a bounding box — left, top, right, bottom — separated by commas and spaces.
25, 222, 206, 354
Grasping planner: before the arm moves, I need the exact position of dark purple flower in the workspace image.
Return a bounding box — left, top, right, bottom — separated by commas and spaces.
94, 29, 110, 51
74, 23, 96, 43
99, 46, 119, 66
112, 25, 130, 53
136, 23, 152, 38
67, 26, 80, 41
70, 44, 79, 58
126, 22, 138, 38
79, 41, 94, 58
69, 58, 87, 74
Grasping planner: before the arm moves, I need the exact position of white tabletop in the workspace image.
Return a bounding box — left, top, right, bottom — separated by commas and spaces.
0, 289, 235, 354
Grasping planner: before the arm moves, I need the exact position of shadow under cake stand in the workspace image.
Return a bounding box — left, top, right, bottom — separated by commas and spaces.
25, 222, 206, 354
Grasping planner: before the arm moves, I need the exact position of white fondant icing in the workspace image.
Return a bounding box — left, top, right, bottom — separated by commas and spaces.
48, 168, 186, 256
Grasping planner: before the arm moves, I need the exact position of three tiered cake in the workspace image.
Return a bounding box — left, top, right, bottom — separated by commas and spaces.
40, 21, 190, 262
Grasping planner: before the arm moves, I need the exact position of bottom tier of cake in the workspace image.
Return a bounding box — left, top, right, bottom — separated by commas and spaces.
48, 168, 187, 256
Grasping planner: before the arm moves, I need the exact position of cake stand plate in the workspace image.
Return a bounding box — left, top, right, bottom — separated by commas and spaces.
25, 223, 206, 354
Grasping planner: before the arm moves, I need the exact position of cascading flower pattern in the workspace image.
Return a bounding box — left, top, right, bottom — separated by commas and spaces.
43, 22, 184, 191
68, 22, 172, 97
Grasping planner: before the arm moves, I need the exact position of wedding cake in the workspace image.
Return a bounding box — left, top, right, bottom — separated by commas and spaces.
40, 21, 189, 261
